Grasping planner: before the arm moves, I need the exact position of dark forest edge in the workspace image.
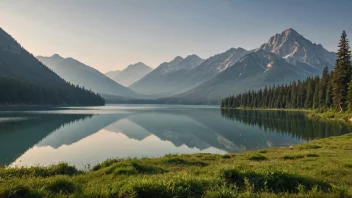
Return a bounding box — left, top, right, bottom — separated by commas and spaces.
0, 75, 105, 106
221, 31, 352, 122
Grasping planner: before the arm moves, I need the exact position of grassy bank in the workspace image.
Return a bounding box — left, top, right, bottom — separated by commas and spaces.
1, 134, 352, 197
308, 110, 352, 122
223, 107, 352, 123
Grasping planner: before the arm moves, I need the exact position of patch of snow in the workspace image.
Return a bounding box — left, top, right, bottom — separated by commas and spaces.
283, 54, 293, 59
266, 62, 273, 68
218, 53, 236, 72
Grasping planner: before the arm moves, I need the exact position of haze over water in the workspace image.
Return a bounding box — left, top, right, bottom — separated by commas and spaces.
1, 105, 351, 169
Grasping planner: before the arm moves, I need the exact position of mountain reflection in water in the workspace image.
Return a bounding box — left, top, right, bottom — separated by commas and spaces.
0, 106, 350, 168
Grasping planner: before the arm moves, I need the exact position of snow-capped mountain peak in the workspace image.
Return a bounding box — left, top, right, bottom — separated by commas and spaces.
157, 55, 203, 74
260, 28, 336, 70
214, 47, 249, 72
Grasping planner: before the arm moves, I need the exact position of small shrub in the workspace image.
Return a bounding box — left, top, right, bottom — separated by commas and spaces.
0, 184, 41, 198
0, 163, 81, 178
45, 177, 78, 194
306, 154, 319, 158
120, 175, 214, 198
282, 155, 305, 160
132, 162, 165, 173
92, 158, 121, 171
193, 153, 221, 161
48, 163, 81, 176
258, 150, 268, 154
113, 166, 138, 175
247, 154, 267, 161
222, 155, 232, 159
162, 157, 208, 166
103, 161, 166, 175
301, 145, 322, 150
344, 164, 352, 169
220, 168, 330, 193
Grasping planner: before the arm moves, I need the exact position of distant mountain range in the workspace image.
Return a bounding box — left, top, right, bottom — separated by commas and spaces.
105, 70, 120, 79
130, 54, 206, 96
1, 26, 337, 105
153, 28, 335, 103
32, 27, 335, 104
173, 49, 307, 103
37, 54, 137, 97
106, 62, 152, 87
104, 28, 336, 104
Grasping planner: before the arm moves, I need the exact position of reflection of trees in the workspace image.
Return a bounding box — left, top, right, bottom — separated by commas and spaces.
0, 114, 92, 165
221, 109, 352, 140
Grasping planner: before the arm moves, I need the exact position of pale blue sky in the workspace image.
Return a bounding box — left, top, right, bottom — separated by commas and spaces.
0, 0, 351, 72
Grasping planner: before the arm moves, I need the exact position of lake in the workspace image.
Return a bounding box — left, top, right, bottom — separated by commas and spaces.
1, 104, 351, 169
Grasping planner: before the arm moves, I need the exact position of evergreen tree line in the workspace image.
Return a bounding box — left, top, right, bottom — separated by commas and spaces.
221, 31, 352, 112
0, 76, 105, 106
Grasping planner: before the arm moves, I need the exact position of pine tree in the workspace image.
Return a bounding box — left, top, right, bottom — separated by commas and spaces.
347, 80, 352, 111
313, 82, 320, 109
326, 74, 333, 108
332, 31, 352, 112
318, 66, 329, 108
221, 100, 225, 108
304, 77, 314, 108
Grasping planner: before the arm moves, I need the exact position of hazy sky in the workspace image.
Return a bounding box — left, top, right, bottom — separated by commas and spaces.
1, 0, 351, 73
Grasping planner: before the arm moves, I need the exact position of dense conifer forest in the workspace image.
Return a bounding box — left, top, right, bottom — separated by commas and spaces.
221, 31, 352, 112
0, 76, 105, 106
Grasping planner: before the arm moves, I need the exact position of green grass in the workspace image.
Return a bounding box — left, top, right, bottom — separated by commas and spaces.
1, 134, 352, 197
308, 110, 352, 122
247, 154, 268, 161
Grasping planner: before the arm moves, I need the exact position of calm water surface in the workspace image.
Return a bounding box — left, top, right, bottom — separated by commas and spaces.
0, 104, 351, 168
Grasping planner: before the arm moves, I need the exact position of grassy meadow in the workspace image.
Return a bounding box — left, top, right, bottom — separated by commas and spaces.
1, 133, 352, 197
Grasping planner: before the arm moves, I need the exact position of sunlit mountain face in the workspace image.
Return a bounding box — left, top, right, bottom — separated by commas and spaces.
1, 105, 351, 169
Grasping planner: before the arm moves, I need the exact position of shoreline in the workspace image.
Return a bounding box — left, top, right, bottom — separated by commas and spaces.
221, 107, 311, 112
221, 107, 352, 123
1, 133, 351, 197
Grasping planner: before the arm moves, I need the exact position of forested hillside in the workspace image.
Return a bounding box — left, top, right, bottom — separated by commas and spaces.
222, 31, 351, 112
0, 28, 105, 106
0, 76, 104, 105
